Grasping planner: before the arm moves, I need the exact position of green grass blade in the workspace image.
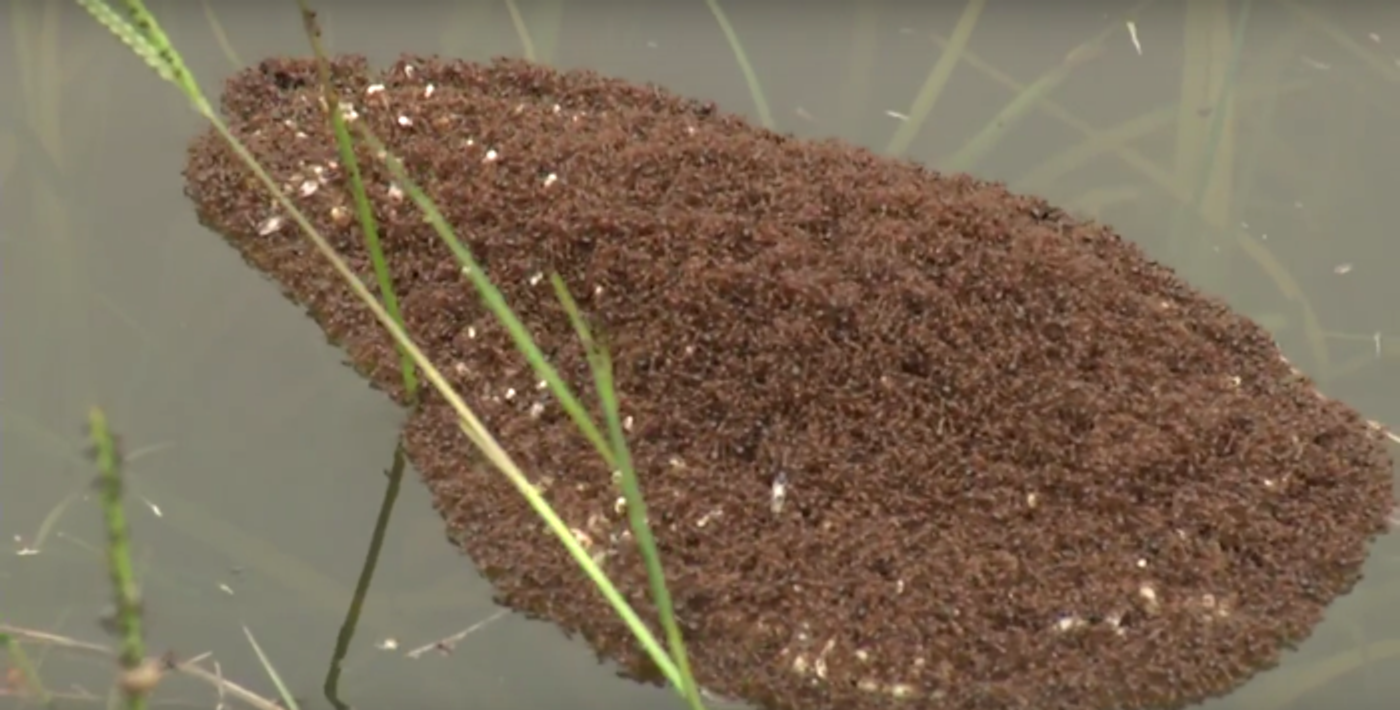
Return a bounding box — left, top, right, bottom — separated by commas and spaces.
883, 0, 985, 158
241, 626, 300, 710
298, 2, 419, 401
550, 278, 705, 709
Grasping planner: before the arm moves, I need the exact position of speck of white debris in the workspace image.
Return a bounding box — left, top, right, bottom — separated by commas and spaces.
614, 497, 627, 515
257, 216, 284, 236
770, 472, 789, 514
299, 180, 319, 197
1139, 583, 1159, 608
376, 638, 399, 650
1026, 491, 1038, 508
1054, 615, 1087, 632
536, 380, 548, 390
397, 115, 413, 127
484, 149, 499, 163
528, 402, 545, 418
552, 104, 562, 113
387, 183, 404, 203
622, 415, 634, 432
142, 497, 162, 517
593, 285, 604, 296
218, 583, 235, 595
529, 272, 544, 286
366, 84, 385, 95
467, 326, 477, 339
1334, 263, 1353, 275
695, 508, 722, 527
543, 173, 558, 187
338, 102, 359, 122
452, 362, 468, 376
403, 64, 415, 78
504, 387, 516, 400
424, 83, 435, 98
1136, 558, 1148, 568
668, 456, 686, 469
895, 578, 905, 594
686, 125, 697, 136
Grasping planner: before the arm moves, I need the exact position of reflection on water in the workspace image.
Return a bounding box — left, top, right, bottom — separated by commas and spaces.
1, 1, 1397, 708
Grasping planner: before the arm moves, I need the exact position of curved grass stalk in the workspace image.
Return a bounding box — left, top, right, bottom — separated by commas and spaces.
883, 0, 985, 158
704, 0, 774, 130
77, 1, 703, 704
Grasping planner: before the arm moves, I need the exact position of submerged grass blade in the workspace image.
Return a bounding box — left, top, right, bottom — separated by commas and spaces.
298, 2, 419, 401
940, 0, 1155, 173
704, 0, 774, 130
1168, 0, 1247, 289
883, 0, 986, 158
505, 0, 567, 64
1278, 0, 1400, 83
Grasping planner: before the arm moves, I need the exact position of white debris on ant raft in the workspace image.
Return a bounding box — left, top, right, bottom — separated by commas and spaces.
504, 387, 516, 401
484, 149, 500, 163
298, 179, 319, 197
695, 507, 723, 528
770, 472, 789, 514
423, 83, 435, 98
543, 172, 558, 187
528, 402, 545, 418
622, 415, 634, 432
376, 638, 399, 651
337, 102, 359, 122
528, 272, 544, 286
387, 183, 404, 203
257, 215, 285, 236
365, 83, 385, 96
397, 114, 414, 127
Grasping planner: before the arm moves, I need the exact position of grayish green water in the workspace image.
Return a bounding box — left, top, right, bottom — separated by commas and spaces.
2, 1, 1399, 708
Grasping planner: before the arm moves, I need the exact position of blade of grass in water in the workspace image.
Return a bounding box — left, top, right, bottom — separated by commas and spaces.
704, 0, 774, 130
0, 633, 53, 708
298, 5, 418, 402
199, 0, 243, 68
505, 0, 567, 64
884, 0, 986, 158
553, 279, 704, 709
242, 626, 300, 710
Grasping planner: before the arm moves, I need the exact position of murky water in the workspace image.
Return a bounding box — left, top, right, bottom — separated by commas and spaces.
2, 1, 1398, 708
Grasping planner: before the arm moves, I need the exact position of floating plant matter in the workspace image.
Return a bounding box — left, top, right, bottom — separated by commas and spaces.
184, 55, 1394, 710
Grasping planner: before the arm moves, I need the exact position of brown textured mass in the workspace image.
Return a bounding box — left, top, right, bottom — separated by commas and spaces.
184, 55, 1394, 710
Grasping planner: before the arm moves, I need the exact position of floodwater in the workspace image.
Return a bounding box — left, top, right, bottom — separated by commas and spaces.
2, 1, 1398, 708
